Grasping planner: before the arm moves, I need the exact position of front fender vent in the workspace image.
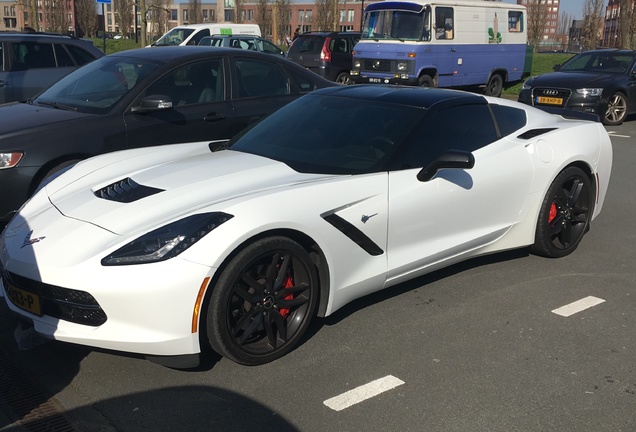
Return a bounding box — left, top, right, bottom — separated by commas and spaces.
95, 177, 164, 203
517, 128, 557, 140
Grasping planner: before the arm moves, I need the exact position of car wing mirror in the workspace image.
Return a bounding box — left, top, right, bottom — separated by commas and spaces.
553, 64, 561, 71
131, 95, 173, 113
417, 150, 475, 182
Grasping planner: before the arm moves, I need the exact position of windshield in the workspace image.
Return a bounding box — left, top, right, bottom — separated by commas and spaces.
154, 28, 195, 46
35, 56, 161, 114
559, 51, 636, 74
229, 93, 424, 174
362, 6, 431, 41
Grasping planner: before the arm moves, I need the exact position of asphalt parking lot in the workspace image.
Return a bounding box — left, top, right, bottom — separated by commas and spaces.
1, 115, 635, 432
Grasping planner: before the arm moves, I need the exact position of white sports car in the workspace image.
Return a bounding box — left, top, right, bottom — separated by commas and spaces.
0, 86, 612, 367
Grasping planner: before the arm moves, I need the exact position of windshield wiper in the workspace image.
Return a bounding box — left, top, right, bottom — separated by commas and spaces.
36, 100, 78, 112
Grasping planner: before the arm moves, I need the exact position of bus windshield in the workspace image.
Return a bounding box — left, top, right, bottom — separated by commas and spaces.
362, 6, 431, 41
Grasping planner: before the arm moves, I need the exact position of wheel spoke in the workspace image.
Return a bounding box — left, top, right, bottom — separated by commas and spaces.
237, 311, 263, 345
232, 307, 259, 337
234, 284, 260, 304
241, 273, 265, 297
265, 253, 281, 289
273, 253, 291, 290
278, 295, 309, 309
567, 179, 583, 206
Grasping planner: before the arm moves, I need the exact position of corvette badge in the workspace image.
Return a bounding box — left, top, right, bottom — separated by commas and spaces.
21, 231, 46, 249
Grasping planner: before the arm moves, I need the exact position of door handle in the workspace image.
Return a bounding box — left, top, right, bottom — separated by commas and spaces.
204, 113, 226, 122
0, 80, 7, 88
449, 48, 456, 52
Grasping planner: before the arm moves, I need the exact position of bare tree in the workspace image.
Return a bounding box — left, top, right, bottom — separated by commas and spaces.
256, 0, 272, 37
618, 0, 636, 48
315, 0, 331, 30
581, 0, 603, 50
275, 0, 291, 43
189, 0, 202, 23
115, 0, 134, 38
45, 0, 71, 33
75, 0, 99, 37
557, 11, 571, 36
236, 0, 244, 23
526, 0, 550, 51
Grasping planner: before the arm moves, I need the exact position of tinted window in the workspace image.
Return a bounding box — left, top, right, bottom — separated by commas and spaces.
490, 105, 527, 137
261, 40, 282, 55
0, 44, 4, 71
230, 94, 424, 174
235, 58, 289, 98
285, 66, 316, 93
144, 59, 224, 105
12, 42, 56, 69
54, 44, 74, 67
291, 36, 323, 55
189, 29, 210, 45
66, 44, 98, 65
406, 104, 497, 167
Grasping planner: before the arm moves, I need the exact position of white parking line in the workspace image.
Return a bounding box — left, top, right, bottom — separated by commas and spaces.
607, 131, 630, 138
552, 296, 606, 317
323, 375, 405, 411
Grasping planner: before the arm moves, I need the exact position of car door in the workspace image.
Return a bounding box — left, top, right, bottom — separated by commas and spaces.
230, 55, 301, 136
123, 57, 236, 147
386, 103, 534, 284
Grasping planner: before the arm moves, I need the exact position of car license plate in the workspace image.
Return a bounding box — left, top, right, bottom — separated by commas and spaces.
536, 96, 563, 105
5, 280, 41, 315
368, 78, 382, 83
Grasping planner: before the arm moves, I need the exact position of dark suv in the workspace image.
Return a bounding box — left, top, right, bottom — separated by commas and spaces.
286, 31, 360, 84
0, 32, 104, 104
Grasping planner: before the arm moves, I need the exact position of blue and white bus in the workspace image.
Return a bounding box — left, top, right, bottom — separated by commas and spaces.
350, 0, 532, 96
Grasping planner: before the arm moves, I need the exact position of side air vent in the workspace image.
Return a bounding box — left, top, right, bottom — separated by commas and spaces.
517, 128, 557, 140
95, 177, 164, 203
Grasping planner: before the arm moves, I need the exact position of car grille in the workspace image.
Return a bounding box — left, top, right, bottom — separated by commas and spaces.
531, 87, 572, 108
360, 59, 414, 74
1, 264, 107, 326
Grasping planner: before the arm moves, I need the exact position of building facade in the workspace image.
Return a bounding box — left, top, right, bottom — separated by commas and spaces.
602, 0, 620, 47
516, 0, 560, 48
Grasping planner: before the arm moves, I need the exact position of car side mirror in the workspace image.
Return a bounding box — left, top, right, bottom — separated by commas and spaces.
553, 64, 561, 71
131, 95, 173, 113
417, 150, 475, 182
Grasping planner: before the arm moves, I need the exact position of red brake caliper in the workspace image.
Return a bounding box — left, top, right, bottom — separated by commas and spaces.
548, 202, 557, 223
278, 274, 294, 319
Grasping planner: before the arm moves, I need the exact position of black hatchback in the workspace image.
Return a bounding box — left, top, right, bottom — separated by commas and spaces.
286, 31, 360, 84
0, 46, 334, 223
518, 49, 636, 126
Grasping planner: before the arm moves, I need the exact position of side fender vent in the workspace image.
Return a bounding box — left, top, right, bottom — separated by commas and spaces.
517, 128, 557, 139
95, 177, 164, 203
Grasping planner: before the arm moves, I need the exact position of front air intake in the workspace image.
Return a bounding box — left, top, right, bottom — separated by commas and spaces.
95, 177, 164, 203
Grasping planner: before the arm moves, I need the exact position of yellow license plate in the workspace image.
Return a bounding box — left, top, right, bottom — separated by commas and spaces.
5, 281, 42, 315
536, 96, 563, 105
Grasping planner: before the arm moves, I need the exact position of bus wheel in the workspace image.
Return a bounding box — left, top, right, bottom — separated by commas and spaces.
484, 74, 503, 97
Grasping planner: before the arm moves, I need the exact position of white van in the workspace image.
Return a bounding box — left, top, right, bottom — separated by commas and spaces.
152, 23, 261, 47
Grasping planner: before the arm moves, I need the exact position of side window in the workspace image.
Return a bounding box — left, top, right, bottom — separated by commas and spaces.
489, 105, 527, 138
406, 104, 497, 167
508, 11, 524, 32
12, 42, 56, 69
331, 38, 348, 54
189, 29, 210, 45
235, 58, 289, 98
145, 59, 224, 105
262, 40, 282, 55
66, 45, 97, 65
435, 7, 454, 40
54, 44, 74, 67
285, 66, 316, 93
0, 43, 4, 72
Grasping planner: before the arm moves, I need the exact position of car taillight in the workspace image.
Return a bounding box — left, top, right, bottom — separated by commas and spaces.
321, 37, 332, 61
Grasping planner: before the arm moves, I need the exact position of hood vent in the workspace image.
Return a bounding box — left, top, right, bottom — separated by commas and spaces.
95, 177, 164, 203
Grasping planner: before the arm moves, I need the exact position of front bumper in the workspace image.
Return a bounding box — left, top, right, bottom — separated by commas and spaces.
351, 72, 419, 86
518, 88, 603, 117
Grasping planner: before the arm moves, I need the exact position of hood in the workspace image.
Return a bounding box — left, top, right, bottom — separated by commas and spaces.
44, 142, 335, 235
0, 102, 92, 136
528, 71, 616, 88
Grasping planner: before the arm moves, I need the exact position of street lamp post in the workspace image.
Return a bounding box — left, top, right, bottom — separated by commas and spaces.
359, 0, 365, 32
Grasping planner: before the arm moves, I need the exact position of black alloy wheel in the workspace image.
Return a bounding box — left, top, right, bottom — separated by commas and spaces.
531, 166, 592, 258
336, 72, 353, 85
206, 236, 319, 365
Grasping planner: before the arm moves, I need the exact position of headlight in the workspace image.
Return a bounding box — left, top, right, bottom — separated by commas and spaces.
397, 62, 407, 71
353, 60, 361, 69
102, 212, 233, 266
575, 88, 603, 97
0, 152, 23, 169
521, 81, 532, 91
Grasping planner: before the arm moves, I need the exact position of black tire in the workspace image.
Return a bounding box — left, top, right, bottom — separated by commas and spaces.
602, 92, 628, 126
206, 236, 319, 365
484, 74, 503, 97
531, 167, 592, 258
418, 75, 434, 87
335, 72, 353, 85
